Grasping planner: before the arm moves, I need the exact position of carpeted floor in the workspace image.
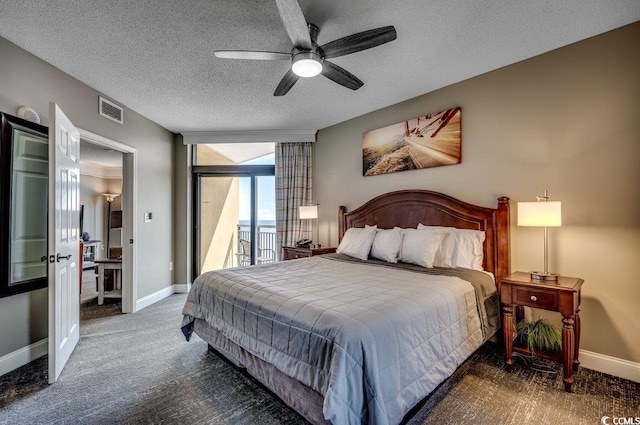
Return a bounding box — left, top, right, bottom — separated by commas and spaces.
0, 294, 637, 425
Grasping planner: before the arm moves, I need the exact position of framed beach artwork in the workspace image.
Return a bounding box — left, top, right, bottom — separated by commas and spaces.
362, 107, 461, 176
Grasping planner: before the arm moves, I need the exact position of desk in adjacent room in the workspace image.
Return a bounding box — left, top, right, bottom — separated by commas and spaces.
95, 259, 123, 305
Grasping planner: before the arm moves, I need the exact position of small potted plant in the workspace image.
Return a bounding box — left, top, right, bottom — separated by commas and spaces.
515, 315, 562, 354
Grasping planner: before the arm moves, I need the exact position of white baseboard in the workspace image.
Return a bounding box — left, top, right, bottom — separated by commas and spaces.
133, 282, 191, 311
173, 282, 191, 293
135, 285, 175, 311
0, 338, 48, 377
580, 349, 640, 383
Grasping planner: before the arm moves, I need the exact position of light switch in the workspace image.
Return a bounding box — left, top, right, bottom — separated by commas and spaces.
144, 212, 152, 223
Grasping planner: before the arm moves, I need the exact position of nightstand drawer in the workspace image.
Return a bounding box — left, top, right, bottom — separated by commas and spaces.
282, 247, 336, 260
513, 286, 558, 310
287, 251, 309, 260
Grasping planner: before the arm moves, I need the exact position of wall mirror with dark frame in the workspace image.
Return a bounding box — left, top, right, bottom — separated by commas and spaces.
0, 112, 49, 298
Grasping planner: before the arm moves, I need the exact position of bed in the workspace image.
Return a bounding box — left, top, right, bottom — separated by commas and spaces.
182, 189, 510, 425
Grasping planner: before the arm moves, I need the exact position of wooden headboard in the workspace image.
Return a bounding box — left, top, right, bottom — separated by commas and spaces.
338, 190, 510, 283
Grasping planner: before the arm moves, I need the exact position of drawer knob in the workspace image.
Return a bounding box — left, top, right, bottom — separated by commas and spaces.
530, 295, 538, 302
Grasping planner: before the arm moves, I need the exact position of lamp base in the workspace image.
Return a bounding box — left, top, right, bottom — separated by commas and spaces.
530, 271, 559, 281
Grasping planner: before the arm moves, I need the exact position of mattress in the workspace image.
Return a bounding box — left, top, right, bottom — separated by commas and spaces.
182, 253, 499, 425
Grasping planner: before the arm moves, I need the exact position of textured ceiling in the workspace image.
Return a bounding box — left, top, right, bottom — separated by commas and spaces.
80, 139, 122, 168
0, 1, 639, 134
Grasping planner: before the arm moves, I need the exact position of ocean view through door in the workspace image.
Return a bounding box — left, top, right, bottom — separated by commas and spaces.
193, 143, 275, 277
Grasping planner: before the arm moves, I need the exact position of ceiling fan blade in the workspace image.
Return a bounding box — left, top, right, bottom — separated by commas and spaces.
214, 50, 291, 60
274, 69, 300, 96
275, 0, 312, 49
321, 26, 397, 59
321, 60, 363, 91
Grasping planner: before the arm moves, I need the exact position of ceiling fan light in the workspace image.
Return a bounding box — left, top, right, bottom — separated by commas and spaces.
291, 52, 322, 77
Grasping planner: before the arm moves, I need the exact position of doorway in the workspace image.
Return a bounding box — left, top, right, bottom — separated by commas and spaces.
78, 129, 137, 314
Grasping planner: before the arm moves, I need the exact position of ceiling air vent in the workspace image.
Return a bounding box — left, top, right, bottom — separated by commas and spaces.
99, 96, 123, 124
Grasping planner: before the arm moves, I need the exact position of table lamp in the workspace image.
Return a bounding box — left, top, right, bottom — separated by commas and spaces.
517, 190, 562, 281
298, 204, 319, 247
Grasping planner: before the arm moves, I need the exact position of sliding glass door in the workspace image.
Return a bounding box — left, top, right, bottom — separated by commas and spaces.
193, 169, 275, 280
192, 143, 275, 278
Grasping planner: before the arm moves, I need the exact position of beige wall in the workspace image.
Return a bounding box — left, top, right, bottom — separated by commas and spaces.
173, 135, 191, 288
197, 146, 241, 272
79, 174, 124, 255
200, 177, 240, 271
80, 174, 111, 249
315, 23, 640, 363
0, 36, 174, 360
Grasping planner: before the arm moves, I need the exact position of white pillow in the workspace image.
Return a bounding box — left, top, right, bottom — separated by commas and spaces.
399, 229, 444, 268
417, 224, 485, 270
370, 227, 403, 263
450, 230, 485, 270
337, 226, 377, 260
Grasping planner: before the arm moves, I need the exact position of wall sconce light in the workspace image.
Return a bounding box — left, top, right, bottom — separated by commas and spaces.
517, 190, 562, 281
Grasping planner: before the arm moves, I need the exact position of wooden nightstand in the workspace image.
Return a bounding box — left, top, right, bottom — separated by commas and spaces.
282, 246, 336, 260
500, 271, 584, 392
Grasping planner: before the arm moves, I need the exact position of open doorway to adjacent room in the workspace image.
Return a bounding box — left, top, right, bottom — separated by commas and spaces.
78, 130, 137, 317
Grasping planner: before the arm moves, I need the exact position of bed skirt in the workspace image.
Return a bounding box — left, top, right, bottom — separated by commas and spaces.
193, 318, 330, 425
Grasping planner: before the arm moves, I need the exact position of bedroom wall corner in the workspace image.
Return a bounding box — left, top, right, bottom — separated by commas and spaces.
173, 134, 192, 292
314, 22, 640, 371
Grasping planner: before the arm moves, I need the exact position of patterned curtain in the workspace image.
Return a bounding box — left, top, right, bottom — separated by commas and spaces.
275, 142, 313, 260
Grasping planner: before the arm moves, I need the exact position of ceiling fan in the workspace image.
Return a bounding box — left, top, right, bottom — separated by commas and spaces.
214, 0, 397, 96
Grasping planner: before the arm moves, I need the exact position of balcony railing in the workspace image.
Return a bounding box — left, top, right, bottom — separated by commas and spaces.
237, 224, 277, 266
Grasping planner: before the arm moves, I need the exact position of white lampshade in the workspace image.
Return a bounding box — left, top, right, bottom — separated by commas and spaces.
517, 201, 562, 227
298, 205, 318, 220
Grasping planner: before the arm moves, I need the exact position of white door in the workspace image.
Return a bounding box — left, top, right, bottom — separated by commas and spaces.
48, 103, 81, 384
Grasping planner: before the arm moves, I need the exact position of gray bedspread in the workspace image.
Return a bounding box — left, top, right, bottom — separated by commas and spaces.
182, 254, 499, 425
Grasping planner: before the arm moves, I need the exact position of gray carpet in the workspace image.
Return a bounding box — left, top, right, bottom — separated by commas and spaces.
0, 294, 637, 425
